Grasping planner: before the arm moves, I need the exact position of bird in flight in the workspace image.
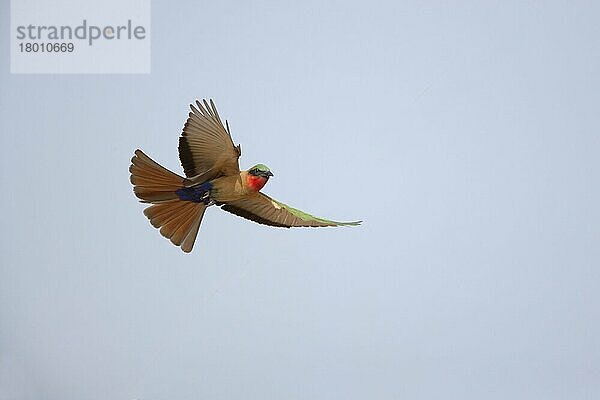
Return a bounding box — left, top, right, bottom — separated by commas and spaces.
130, 99, 361, 252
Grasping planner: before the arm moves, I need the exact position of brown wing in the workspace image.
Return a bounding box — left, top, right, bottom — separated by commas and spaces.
220, 193, 362, 228
178, 99, 241, 180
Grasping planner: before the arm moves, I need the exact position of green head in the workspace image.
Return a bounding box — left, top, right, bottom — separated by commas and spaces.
248, 164, 274, 178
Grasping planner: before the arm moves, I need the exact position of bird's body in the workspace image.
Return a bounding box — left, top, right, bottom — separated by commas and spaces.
130, 99, 360, 252
212, 171, 264, 201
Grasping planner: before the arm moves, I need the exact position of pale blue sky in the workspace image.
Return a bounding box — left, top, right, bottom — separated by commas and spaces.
1, 1, 599, 399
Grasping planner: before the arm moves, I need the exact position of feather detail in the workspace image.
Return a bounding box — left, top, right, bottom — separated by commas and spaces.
130, 149, 207, 252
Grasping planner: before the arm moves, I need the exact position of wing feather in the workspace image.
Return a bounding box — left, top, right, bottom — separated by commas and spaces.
220, 193, 362, 228
178, 99, 241, 179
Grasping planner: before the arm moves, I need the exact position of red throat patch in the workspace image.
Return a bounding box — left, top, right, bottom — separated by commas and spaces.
247, 174, 268, 192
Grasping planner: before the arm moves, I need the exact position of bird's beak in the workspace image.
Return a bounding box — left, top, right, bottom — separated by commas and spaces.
266, 171, 274, 177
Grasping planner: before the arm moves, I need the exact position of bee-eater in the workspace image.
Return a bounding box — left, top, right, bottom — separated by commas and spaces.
130, 99, 361, 252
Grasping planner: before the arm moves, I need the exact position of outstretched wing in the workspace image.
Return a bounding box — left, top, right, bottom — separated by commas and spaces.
220, 192, 362, 228
178, 99, 241, 180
